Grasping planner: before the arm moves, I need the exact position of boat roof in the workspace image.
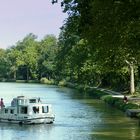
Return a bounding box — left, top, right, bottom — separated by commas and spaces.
10, 96, 50, 106
14, 96, 40, 100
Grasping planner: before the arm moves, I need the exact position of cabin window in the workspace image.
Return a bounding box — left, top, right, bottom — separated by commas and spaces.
42, 106, 49, 113
18, 99, 27, 105
10, 109, 14, 114
32, 106, 39, 113
20, 106, 28, 114
30, 99, 36, 103
5, 109, 8, 114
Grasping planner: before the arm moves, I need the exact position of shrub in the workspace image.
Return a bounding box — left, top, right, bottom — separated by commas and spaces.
123, 103, 139, 111
58, 79, 67, 86
28, 80, 39, 83
89, 90, 109, 99
102, 95, 115, 105
40, 77, 54, 85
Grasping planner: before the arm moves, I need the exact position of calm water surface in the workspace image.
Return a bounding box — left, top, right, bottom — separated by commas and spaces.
0, 82, 140, 140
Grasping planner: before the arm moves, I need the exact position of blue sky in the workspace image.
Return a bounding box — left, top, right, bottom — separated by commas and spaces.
0, 0, 67, 49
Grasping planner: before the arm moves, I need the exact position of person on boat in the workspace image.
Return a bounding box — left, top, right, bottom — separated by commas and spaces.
0, 98, 5, 108
11, 99, 15, 106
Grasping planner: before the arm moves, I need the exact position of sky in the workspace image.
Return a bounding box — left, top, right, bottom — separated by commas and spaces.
0, 0, 67, 49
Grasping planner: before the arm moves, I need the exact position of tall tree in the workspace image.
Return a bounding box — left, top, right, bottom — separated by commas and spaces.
15, 33, 39, 81
38, 35, 58, 79
59, 0, 140, 93
7, 47, 24, 80
0, 49, 9, 79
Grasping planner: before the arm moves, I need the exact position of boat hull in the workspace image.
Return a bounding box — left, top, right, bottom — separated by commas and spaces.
0, 116, 55, 124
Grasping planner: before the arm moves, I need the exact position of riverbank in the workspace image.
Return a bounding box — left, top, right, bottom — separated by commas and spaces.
63, 82, 140, 119
85, 86, 140, 119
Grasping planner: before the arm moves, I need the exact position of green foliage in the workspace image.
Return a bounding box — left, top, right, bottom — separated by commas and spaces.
38, 35, 58, 80
85, 89, 109, 99
40, 77, 54, 85
101, 95, 112, 101
58, 79, 67, 86
122, 102, 139, 111
0, 49, 9, 78
102, 96, 119, 105
54, 0, 140, 91
0, 33, 58, 82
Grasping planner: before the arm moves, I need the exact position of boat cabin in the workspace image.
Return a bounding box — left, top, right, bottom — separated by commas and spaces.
3, 96, 51, 115
0, 96, 55, 124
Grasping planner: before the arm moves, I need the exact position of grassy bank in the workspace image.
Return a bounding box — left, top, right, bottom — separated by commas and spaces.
101, 95, 139, 112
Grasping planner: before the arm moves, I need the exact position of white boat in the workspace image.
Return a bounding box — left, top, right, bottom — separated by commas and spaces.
0, 96, 55, 124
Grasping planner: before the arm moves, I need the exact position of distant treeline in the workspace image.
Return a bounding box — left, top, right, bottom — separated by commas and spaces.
0, 33, 58, 82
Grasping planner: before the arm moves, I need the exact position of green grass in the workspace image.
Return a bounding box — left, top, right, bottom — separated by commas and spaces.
102, 95, 139, 112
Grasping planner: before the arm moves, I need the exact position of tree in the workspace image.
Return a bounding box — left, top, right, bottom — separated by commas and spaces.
0, 49, 9, 79
14, 33, 39, 81
58, 0, 140, 94
6, 47, 23, 80
38, 35, 58, 79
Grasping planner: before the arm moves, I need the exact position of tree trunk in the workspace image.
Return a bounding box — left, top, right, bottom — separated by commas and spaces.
125, 60, 135, 95
130, 65, 135, 95
14, 70, 16, 80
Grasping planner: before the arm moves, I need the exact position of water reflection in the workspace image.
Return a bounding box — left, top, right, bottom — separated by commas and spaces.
0, 123, 54, 140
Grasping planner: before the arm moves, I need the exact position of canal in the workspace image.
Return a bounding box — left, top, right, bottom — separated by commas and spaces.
0, 82, 140, 140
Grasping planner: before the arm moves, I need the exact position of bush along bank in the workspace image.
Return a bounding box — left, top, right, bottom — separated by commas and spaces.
85, 87, 109, 99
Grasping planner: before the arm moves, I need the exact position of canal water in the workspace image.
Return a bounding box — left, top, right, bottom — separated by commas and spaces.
0, 82, 140, 140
